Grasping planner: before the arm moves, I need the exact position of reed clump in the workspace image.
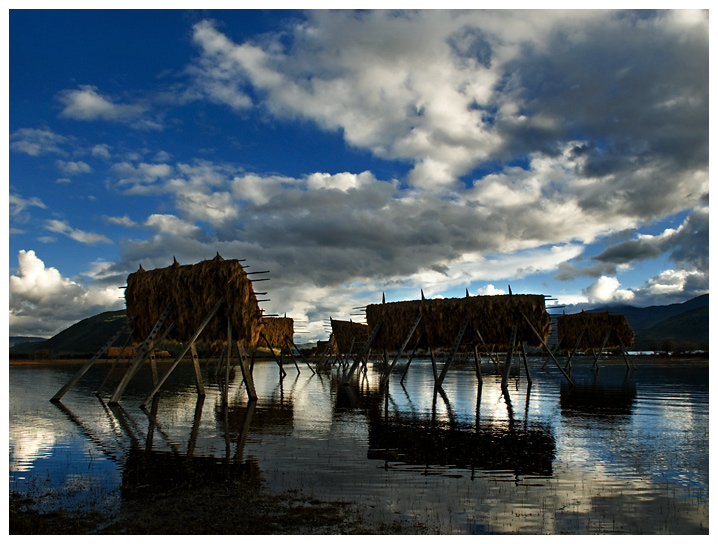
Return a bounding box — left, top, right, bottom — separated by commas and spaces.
125, 254, 264, 348
330, 319, 368, 353
366, 294, 550, 351
260, 317, 294, 348
557, 312, 634, 349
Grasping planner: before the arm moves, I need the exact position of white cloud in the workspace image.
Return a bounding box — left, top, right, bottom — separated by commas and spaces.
475, 284, 506, 296
45, 219, 113, 245
58, 85, 148, 122
144, 214, 201, 236
104, 215, 137, 228
9, 250, 125, 337
91, 144, 112, 159
9, 194, 46, 216
10, 128, 67, 156
582, 276, 635, 304
56, 159, 92, 176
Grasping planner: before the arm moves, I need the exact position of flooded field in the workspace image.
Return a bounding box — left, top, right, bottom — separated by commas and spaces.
8, 355, 709, 534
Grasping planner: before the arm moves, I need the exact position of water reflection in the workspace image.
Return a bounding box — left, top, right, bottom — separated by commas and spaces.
560, 368, 637, 419
9, 359, 709, 534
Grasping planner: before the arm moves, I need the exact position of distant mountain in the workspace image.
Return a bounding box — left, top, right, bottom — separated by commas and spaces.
587, 294, 708, 334
633, 305, 709, 351
9, 336, 48, 347
10, 310, 129, 356
581, 294, 708, 351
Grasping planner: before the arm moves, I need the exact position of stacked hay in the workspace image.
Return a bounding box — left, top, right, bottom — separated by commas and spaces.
106, 346, 137, 359
125, 254, 264, 348
330, 319, 369, 353
557, 312, 634, 349
260, 317, 294, 348
366, 294, 550, 351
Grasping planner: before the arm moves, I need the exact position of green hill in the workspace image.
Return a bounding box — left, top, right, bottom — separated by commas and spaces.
10, 310, 129, 357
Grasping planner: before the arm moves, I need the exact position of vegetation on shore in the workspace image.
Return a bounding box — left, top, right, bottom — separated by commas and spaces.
10, 481, 430, 535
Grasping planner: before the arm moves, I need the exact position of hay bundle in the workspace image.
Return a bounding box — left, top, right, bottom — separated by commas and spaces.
107, 346, 137, 359
366, 294, 550, 351
260, 317, 294, 348
557, 312, 634, 349
330, 319, 369, 353
125, 254, 264, 348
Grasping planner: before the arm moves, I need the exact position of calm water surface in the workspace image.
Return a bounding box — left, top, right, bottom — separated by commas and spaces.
8, 356, 709, 534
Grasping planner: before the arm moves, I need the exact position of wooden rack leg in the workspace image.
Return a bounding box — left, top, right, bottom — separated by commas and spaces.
520, 311, 574, 387
520, 342, 532, 385
233, 341, 258, 400
139, 300, 223, 407
399, 333, 422, 384
473, 344, 483, 384
501, 326, 518, 388
190, 342, 205, 397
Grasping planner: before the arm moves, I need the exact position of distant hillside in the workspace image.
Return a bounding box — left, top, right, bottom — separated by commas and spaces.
10, 310, 129, 356
9, 336, 48, 347
589, 294, 708, 335
633, 306, 709, 351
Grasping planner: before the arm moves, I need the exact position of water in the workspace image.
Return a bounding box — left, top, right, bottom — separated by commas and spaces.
8, 356, 709, 534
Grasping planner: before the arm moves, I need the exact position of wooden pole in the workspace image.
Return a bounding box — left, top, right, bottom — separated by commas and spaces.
501, 325, 518, 388
108, 305, 174, 404
430, 348, 438, 382
189, 342, 205, 397
225, 319, 232, 405
343, 321, 382, 384
382, 314, 422, 385
233, 341, 258, 400
473, 344, 483, 384
51, 318, 134, 402
520, 311, 574, 387
399, 332, 423, 384
564, 329, 586, 372
436, 318, 470, 388
285, 335, 315, 374
140, 300, 223, 407
520, 341, 532, 385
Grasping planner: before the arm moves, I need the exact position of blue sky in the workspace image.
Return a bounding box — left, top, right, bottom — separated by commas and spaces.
7, 9, 709, 340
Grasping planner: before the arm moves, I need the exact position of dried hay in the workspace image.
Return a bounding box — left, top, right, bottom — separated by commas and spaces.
330, 319, 369, 353
125, 254, 264, 348
260, 317, 294, 348
557, 312, 634, 349
106, 346, 137, 359
366, 294, 550, 350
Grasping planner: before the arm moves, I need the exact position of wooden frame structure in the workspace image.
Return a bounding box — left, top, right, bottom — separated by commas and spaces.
51, 255, 266, 406
556, 312, 635, 370
342, 293, 574, 388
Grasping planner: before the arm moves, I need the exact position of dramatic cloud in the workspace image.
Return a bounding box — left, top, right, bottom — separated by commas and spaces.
9, 250, 125, 337
8, 10, 709, 339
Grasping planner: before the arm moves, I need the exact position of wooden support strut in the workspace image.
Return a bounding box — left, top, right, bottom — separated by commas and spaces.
564, 328, 586, 372
501, 325, 518, 388
520, 311, 574, 387
285, 334, 315, 374
381, 314, 423, 385
109, 305, 174, 404
592, 330, 611, 369
436, 318, 470, 389
51, 316, 136, 402
343, 320, 382, 384
399, 332, 423, 384
140, 300, 224, 407
233, 341, 258, 400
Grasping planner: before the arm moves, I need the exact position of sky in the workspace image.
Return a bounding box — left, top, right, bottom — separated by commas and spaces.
7, 8, 710, 342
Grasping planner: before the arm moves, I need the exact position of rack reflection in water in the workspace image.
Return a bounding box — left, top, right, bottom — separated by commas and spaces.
8, 357, 709, 534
